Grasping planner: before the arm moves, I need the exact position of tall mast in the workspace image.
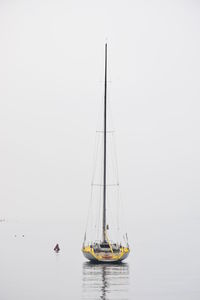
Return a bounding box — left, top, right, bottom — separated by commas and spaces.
103, 43, 107, 242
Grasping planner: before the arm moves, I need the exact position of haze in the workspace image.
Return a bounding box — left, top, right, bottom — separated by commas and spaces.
0, 0, 200, 230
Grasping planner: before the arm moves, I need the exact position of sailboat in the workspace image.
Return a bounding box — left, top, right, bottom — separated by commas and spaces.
82, 44, 130, 262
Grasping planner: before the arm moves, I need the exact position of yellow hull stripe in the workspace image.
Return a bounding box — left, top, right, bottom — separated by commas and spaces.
82, 246, 130, 261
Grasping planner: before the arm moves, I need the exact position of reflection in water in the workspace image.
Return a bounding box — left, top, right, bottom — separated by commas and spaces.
82, 262, 129, 300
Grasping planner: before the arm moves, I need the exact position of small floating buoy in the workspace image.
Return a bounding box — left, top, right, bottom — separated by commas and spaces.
54, 244, 60, 252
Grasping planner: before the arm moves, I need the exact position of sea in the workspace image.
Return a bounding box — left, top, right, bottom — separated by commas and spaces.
0, 218, 200, 300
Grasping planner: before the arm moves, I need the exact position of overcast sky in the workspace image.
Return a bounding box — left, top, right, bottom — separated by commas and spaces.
0, 0, 200, 229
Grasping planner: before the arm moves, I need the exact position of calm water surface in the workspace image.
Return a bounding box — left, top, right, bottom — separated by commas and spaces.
0, 219, 200, 300
82, 262, 129, 300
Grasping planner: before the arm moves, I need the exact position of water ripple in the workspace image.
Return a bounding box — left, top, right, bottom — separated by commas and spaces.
82, 262, 129, 300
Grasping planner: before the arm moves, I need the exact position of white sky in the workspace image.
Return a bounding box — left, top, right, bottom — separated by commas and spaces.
0, 0, 200, 228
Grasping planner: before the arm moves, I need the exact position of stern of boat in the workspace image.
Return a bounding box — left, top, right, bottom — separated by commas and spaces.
82, 246, 130, 263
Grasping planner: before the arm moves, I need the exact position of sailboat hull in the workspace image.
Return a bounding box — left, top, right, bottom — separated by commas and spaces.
82, 246, 130, 263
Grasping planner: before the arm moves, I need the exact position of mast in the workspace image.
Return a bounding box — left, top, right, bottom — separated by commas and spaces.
103, 43, 107, 242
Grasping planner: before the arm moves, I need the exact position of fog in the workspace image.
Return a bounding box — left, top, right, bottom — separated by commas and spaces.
0, 0, 200, 234
1, 1, 200, 299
